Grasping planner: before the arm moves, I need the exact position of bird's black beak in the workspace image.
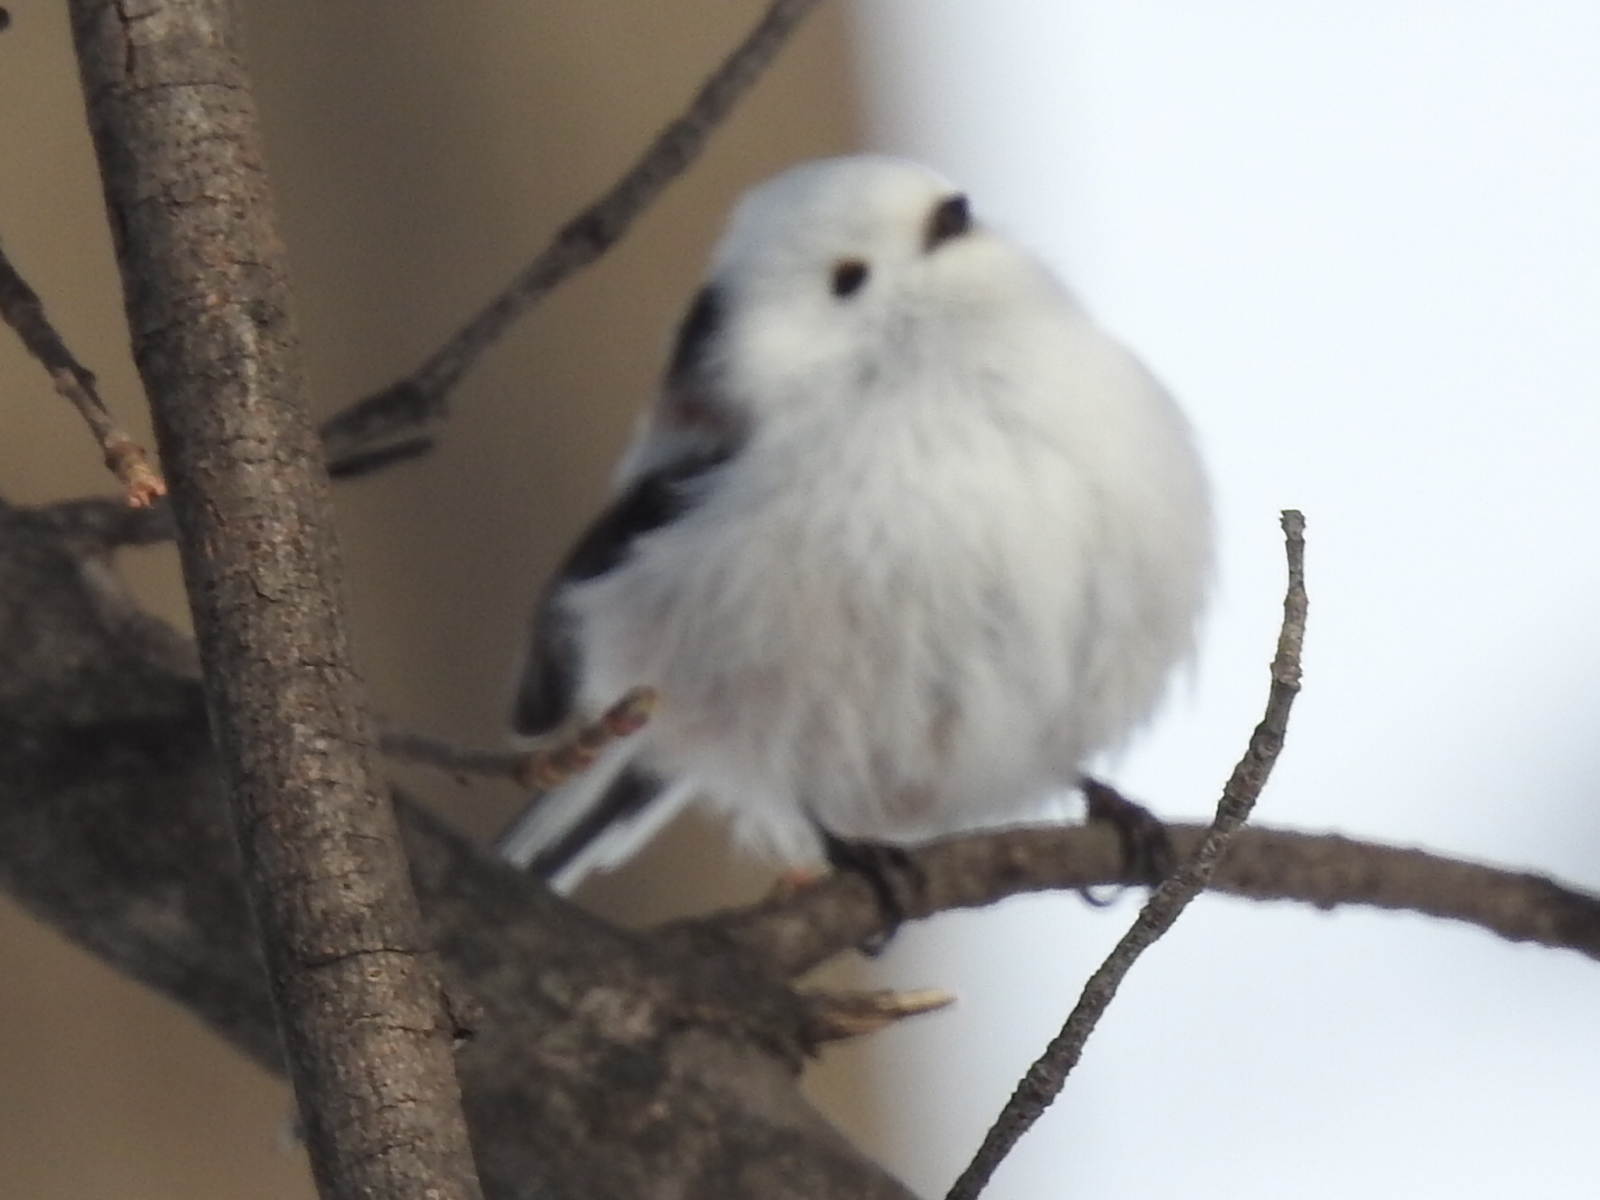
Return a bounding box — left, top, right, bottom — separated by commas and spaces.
925, 194, 972, 251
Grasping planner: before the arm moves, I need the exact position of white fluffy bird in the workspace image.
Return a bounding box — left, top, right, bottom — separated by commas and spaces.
497, 155, 1211, 892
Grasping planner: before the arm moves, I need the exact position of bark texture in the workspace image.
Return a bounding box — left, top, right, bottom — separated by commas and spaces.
0, 498, 915, 1200
67, 3, 482, 1198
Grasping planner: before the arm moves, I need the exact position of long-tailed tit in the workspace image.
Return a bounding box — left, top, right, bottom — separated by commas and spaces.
496, 155, 1211, 892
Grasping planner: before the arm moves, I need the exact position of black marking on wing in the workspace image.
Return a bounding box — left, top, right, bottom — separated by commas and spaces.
560, 444, 734, 582
512, 599, 583, 737
510, 443, 737, 737
529, 764, 665, 881
667, 285, 724, 384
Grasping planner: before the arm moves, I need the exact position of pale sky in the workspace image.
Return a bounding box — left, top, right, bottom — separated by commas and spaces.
846, 4, 1600, 1197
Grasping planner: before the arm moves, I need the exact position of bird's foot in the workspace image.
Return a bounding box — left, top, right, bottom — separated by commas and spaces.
821, 832, 926, 955
1081, 776, 1173, 891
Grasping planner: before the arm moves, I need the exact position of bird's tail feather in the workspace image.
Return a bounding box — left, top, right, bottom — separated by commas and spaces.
493, 742, 696, 893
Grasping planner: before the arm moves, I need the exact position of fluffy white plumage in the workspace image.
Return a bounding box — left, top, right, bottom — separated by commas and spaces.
497, 155, 1211, 889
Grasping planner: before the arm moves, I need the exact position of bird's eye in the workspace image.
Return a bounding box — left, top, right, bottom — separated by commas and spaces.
925, 194, 972, 250
831, 258, 870, 298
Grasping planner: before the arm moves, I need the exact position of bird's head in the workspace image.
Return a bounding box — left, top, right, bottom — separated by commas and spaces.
676, 156, 1051, 417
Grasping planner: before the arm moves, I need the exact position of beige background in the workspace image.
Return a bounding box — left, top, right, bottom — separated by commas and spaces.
0, 3, 876, 1195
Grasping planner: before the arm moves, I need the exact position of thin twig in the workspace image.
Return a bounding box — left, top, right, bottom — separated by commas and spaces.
943, 510, 1308, 1200
677, 822, 1600, 979
319, 0, 826, 478
380, 686, 659, 789
515, 686, 659, 788
801, 987, 956, 1043
0, 237, 166, 506
377, 729, 532, 783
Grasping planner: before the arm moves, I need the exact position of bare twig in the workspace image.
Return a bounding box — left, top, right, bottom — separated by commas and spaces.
683, 821, 1600, 978
319, 0, 826, 478
802, 987, 955, 1043
0, 237, 166, 505
379, 685, 658, 788
15, 0, 823, 519
943, 510, 1308, 1200
515, 686, 658, 788
378, 729, 533, 783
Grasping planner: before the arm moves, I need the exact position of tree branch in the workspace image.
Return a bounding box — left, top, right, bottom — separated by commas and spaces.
380, 686, 657, 790
317, 0, 826, 478
68, 4, 482, 1199
20, 493, 175, 551
15, 0, 825, 545
944, 510, 1306, 1200
0, 498, 915, 1200
683, 825, 1600, 978
0, 234, 165, 505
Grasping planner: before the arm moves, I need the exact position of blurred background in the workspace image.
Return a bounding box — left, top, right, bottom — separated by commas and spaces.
1, 2, 1597, 1197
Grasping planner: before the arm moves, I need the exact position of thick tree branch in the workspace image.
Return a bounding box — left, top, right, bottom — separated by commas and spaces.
0, 499, 914, 1200
317, 0, 825, 478
68, 5, 482, 1200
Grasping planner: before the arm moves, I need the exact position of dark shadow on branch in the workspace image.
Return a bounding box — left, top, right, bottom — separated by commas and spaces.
21, 493, 175, 550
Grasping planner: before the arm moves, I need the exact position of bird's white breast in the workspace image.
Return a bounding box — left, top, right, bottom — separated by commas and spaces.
561, 281, 1209, 865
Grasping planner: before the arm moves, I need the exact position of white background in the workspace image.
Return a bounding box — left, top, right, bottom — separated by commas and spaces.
844, 3, 1600, 1197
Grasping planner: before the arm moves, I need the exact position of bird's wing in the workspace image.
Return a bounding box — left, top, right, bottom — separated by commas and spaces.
510, 280, 738, 739
497, 441, 734, 887
507, 423, 741, 738
499, 284, 743, 885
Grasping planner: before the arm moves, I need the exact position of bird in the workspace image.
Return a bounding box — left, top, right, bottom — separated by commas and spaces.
495, 154, 1211, 896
